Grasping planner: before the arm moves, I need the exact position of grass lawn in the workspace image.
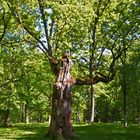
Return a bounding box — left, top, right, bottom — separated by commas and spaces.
0, 123, 140, 140
0, 123, 48, 140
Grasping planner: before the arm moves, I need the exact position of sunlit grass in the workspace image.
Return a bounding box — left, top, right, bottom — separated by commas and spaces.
0, 123, 140, 140
0, 123, 48, 140
74, 123, 140, 140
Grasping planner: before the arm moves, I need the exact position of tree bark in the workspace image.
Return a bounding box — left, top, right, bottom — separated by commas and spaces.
25, 102, 29, 124
123, 80, 127, 127
48, 54, 75, 140
75, 106, 80, 123
121, 44, 128, 127
21, 103, 24, 123
90, 85, 95, 123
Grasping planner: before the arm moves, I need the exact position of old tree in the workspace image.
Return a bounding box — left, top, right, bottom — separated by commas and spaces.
1, 0, 139, 139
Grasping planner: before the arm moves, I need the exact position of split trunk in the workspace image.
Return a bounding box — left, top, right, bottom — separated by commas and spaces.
48, 55, 75, 140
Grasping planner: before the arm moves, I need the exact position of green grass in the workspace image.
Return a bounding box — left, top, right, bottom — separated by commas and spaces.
75, 123, 140, 140
0, 123, 140, 140
0, 123, 48, 140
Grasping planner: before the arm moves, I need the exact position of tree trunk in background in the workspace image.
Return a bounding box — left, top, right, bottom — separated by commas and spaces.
90, 85, 95, 123
48, 55, 75, 140
3, 109, 10, 127
104, 100, 109, 123
21, 104, 24, 123
122, 44, 127, 127
123, 80, 127, 127
76, 109, 80, 123
25, 102, 29, 124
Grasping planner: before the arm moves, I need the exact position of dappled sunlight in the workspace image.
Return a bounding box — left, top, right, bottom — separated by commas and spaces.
74, 123, 140, 140
0, 123, 49, 139
0, 123, 140, 139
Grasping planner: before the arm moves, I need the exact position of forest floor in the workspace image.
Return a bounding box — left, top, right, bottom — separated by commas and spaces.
0, 123, 140, 140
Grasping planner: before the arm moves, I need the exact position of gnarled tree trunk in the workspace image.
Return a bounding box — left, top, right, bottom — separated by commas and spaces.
48, 55, 75, 140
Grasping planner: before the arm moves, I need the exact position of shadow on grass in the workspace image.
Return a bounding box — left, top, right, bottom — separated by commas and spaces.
0, 123, 140, 140
74, 123, 140, 140
17, 123, 49, 140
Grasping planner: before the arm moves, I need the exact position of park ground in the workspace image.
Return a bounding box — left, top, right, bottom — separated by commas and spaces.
0, 123, 140, 140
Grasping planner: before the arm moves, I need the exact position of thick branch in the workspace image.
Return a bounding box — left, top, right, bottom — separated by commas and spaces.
76, 43, 129, 85
75, 74, 114, 85
49, 19, 55, 38
96, 47, 105, 69
90, 0, 110, 75
5, 1, 54, 61
0, 5, 11, 42
38, 0, 52, 56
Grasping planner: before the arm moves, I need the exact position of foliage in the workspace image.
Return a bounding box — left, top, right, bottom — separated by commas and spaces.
0, 45, 53, 123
